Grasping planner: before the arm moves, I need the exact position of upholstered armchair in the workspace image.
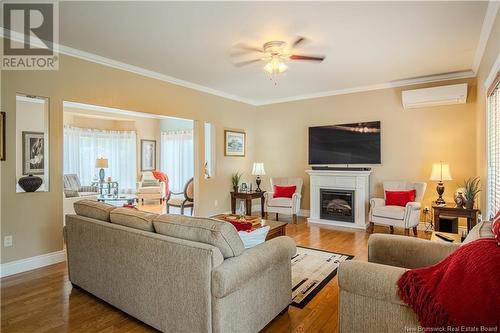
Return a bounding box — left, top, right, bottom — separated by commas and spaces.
369, 181, 427, 235
63, 174, 99, 215
136, 171, 167, 204
166, 177, 194, 215
264, 177, 303, 223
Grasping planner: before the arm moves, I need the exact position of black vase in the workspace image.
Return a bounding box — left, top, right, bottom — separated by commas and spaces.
18, 174, 43, 192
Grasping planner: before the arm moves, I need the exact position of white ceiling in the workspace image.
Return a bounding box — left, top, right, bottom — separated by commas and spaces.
56, 1, 490, 105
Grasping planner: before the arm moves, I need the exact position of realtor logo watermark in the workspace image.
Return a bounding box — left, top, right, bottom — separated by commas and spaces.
2, 1, 59, 70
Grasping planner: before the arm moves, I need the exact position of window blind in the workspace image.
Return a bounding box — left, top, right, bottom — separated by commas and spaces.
487, 72, 500, 217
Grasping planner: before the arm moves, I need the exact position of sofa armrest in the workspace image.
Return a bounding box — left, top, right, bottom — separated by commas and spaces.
79, 185, 98, 193
405, 201, 421, 210
370, 198, 385, 208
211, 236, 296, 298
368, 234, 459, 269
338, 260, 408, 305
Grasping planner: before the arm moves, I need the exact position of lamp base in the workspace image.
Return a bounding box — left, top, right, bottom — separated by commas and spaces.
99, 168, 105, 182
255, 176, 262, 192
435, 182, 445, 205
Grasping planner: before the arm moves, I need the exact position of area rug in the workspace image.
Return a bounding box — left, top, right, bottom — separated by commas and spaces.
291, 246, 353, 308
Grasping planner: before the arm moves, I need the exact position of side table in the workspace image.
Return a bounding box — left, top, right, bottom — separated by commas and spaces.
432, 203, 480, 232
230, 191, 266, 217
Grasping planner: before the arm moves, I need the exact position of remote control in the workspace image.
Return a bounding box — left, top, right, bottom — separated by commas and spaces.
435, 233, 454, 242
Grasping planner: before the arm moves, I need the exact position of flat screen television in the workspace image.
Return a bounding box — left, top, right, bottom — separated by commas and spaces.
309, 121, 381, 165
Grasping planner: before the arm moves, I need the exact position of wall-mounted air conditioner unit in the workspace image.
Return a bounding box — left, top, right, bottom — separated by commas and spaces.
401, 83, 468, 109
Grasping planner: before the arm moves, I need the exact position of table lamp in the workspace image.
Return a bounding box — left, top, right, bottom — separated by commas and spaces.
251, 162, 266, 192
95, 158, 108, 182
429, 162, 452, 205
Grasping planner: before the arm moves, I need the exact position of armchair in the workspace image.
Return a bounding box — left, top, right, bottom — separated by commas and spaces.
136, 171, 167, 204
369, 181, 427, 235
63, 174, 99, 215
166, 177, 194, 215
264, 177, 303, 223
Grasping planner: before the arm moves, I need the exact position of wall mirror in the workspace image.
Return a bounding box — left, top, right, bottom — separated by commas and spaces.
16, 94, 49, 192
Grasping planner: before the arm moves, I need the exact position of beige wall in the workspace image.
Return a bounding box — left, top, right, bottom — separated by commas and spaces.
255, 78, 478, 215
1, 53, 256, 263
476, 10, 500, 217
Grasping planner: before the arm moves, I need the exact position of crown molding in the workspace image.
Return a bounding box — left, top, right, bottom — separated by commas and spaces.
472, 1, 500, 73
254, 70, 475, 106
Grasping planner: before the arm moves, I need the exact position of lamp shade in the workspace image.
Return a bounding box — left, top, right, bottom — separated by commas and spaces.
95, 158, 108, 168
429, 162, 452, 181
251, 162, 266, 176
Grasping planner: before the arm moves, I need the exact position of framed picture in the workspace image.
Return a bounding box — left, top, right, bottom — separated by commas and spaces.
224, 130, 245, 157
22, 131, 44, 175
0, 112, 5, 161
141, 139, 156, 171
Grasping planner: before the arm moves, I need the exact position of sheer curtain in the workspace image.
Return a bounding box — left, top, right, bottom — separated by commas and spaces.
160, 130, 194, 192
64, 126, 137, 192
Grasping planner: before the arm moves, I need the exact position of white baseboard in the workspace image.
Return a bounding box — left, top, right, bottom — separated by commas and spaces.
1, 250, 66, 278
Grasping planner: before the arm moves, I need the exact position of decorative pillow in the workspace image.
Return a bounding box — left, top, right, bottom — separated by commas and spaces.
142, 179, 160, 187
153, 215, 245, 259
385, 190, 416, 207
238, 226, 270, 249
273, 185, 296, 198
74, 199, 115, 221
110, 208, 158, 232
492, 210, 500, 246
64, 189, 80, 198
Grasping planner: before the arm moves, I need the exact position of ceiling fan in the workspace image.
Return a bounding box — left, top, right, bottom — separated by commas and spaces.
231, 37, 326, 84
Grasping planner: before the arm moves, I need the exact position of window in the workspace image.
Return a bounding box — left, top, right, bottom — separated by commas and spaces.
487, 72, 500, 217
160, 130, 194, 192
63, 126, 137, 192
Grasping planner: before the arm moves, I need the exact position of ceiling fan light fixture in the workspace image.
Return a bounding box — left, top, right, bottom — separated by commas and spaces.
264, 57, 288, 74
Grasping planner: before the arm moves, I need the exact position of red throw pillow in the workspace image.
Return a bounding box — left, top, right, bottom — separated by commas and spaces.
492, 210, 500, 246
273, 185, 296, 198
385, 189, 416, 207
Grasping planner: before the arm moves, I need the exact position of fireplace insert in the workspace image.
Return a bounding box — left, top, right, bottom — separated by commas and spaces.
320, 189, 355, 223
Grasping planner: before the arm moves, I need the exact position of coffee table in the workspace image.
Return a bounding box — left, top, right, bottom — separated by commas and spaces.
212, 214, 287, 241
97, 194, 137, 206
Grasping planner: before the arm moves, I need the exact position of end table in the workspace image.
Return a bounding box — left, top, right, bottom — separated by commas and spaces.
230, 191, 266, 217
432, 203, 480, 232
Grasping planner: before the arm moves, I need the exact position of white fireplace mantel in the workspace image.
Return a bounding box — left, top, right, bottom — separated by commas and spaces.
306, 169, 372, 229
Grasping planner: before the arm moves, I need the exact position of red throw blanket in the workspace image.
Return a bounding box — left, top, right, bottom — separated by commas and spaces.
398, 238, 500, 330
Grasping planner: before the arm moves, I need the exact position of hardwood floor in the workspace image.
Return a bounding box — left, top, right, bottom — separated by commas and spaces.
1, 206, 429, 333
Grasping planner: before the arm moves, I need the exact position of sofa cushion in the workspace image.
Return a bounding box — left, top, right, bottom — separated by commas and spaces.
110, 208, 158, 232
138, 186, 161, 193
153, 215, 245, 258
371, 205, 405, 220
462, 221, 494, 244
74, 200, 115, 221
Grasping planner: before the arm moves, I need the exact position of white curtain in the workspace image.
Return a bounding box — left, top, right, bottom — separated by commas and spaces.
160, 130, 194, 193
64, 126, 137, 192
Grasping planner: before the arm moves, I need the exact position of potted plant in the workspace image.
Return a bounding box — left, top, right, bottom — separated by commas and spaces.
463, 177, 480, 209
231, 172, 242, 193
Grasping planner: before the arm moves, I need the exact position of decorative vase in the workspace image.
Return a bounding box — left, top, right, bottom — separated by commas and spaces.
18, 174, 43, 192
233, 185, 239, 193
465, 199, 474, 210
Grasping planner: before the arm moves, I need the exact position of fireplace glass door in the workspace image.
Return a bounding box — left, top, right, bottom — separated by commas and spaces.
320, 189, 355, 222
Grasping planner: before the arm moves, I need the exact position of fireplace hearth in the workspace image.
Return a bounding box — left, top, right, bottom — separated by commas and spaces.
320, 189, 355, 223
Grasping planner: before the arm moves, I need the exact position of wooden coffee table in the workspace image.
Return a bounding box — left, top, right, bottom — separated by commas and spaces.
212, 214, 287, 241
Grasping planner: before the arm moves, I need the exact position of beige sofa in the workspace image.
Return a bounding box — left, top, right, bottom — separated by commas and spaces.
338, 222, 495, 332
64, 200, 296, 333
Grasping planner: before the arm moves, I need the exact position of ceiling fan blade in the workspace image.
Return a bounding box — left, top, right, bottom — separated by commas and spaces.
290, 54, 325, 62
233, 43, 264, 53
291, 36, 307, 49
233, 59, 262, 67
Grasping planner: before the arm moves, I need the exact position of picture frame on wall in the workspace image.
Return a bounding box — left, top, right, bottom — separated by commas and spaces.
141, 139, 156, 171
224, 130, 245, 157
0, 112, 5, 161
22, 131, 44, 175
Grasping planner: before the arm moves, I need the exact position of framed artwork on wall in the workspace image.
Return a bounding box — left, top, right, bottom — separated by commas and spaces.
141, 139, 156, 171
0, 112, 5, 161
22, 131, 44, 175
224, 130, 245, 157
